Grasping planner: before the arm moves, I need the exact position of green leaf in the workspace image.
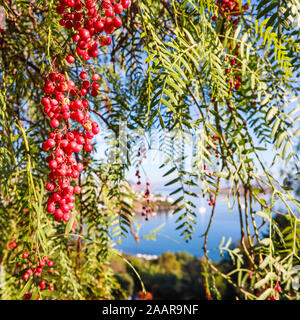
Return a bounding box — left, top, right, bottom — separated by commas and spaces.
65, 213, 76, 235
19, 279, 33, 299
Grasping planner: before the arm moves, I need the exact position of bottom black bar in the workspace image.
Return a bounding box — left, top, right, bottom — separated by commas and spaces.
0, 300, 297, 319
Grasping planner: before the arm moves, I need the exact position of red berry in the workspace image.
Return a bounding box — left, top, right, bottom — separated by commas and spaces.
50, 119, 59, 128
113, 3, 123, 14
90, 89, 98, 97
79, 28, 90, 40
39, 260, 46, 268
53, 193, 61, 201
121, 0, 130, 8
92, 126, 100, 135
86, 131, 94, 139
71, 169, 79, 178
82, 82, 90, 90
24, 291, 31, 300
74, 186, 81, 194
26, 268, 33, 275
73, 33, 80, 41
39, 280, 46, 290
84, 144, 92, 152
47, 203, 56, 213
63, 212, 71, 222
80, 71, 88, 79
54, 209, 63, 221
112, 16, 122, 28
66, 54, 75, 63
22, 273, 29, 281
42, 97, 51, 107
88, 48, 99, 57
67, 0, 75, 7
92, 73, 100, 81
46, 139, 56, 148
56, 5, 65, 14
94, 20, 104, 32
46, 182, 55, 192
49, 159, 57, 170
102, 0, 112, 9
105, 8, 114, 17
75, 163, 84, 172
104, 19, 115, 34
47, 260, 54, 267
76, 136, 85, 145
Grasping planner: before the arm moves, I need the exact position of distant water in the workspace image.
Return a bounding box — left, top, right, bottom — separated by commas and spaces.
114, 196, 267, 261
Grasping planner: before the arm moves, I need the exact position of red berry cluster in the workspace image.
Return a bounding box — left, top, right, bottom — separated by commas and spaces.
213, 0, 249, 22
19, 249, 55, 300
78, 71, 101, 97
7, 238, 18, 250
138, 145, 147, 164
269, 272, 283, 299
206, 191, 216, 207
135, 145, 147, 185
206, 135, 219, 154
225, 44, 243, 91
142, 182, 151, 221
42, 72, 100, 223
42, 1, 130, 223
263, 283, 282, 300
133, 146, 152, 220
55, 0, 130, 61
135, 169, 141, 185
211, 2, 249, 93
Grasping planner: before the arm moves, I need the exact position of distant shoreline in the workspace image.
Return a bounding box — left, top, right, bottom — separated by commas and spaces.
131, 185, 272, 211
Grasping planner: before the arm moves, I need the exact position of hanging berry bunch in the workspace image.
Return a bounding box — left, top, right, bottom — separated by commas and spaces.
134, 144, 152, 220
206, 190, 216, 207
213, 0, 249, 22
78, 71, 101, 97
7, 238, 18, 250
135, 144, 146, 185
56, 0, 130, 60
16, 248, 55, 300
42, 74, 98, 223
212, 1, 249, 94
138, 144, 147, 164
42, 0, 130, 224
225, 43, 243, 92
135, 169, 141, 185
141, 182, 152, 221
135, 143, 147, 186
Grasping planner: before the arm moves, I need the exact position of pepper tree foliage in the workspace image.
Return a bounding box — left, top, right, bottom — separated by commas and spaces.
0, 0, 299, 300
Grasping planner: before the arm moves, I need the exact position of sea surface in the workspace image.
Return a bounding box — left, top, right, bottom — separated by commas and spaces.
115, 196, 268, 261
